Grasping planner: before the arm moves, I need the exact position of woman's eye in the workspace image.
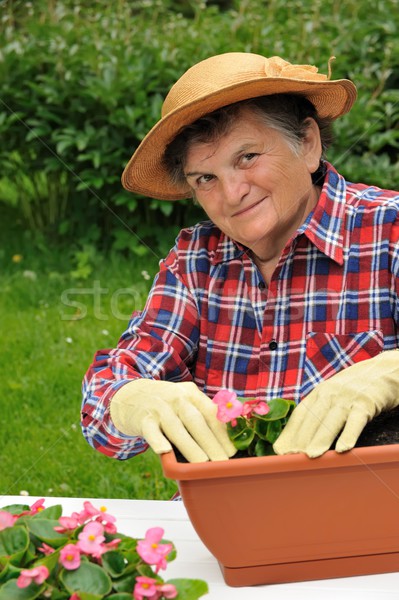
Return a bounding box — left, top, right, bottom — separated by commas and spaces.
196, 174, 215, 188
241, 153, 258, 164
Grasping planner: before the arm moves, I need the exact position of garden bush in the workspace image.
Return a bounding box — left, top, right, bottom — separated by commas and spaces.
0, 0, 398, 257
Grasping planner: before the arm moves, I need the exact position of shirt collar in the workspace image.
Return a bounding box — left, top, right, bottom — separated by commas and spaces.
210, 232, 246, 265
210, 161, 346, 266
295, 162, 346, 265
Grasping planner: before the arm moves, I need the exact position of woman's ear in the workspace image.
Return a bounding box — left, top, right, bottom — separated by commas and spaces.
302, 118, 323, 174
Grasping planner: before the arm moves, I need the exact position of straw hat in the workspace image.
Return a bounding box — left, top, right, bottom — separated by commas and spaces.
122, 52, 357, 200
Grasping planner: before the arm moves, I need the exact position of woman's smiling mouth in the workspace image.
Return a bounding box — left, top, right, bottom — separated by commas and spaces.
232, 197, 266, 217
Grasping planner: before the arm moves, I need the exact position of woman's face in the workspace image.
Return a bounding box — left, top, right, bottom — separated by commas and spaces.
184, 110, 322, 261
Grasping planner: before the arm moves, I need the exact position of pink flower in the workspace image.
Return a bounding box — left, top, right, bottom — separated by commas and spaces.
77, 501, 101, 525
0, 510, 17, 531
97, 508, 116, 524
70, 594, 81, 600
101, 520, 117, 534
17, 498, 46, 518
70, 511, 81, 522
133, 577, 178, 600
38, 542, 55, 555
242, 398, 270, 417
133, 576, 158, 600
77, 521, 105, 556
78, 501, 116, 532
241, 402, 253, 417
60, 543, 81, 570
80, 500, 100, 520
156, 583, 178, 598
79, 501, 115, 523
95, 513, 117, 534
137, 527, 173, 573
253, 401, 270, 415
54, 515, 80, 533
17, 565, 49, 588
29, 498, 46, 514
103, 538, 121, 551
212, 390, 243, 423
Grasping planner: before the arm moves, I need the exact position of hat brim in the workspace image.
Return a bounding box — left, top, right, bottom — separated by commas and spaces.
122, 76, 357, 200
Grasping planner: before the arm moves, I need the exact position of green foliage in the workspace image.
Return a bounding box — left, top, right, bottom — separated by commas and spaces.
227, 398, 296, 457
0, 500, 208, 599
0, 0, 398, 256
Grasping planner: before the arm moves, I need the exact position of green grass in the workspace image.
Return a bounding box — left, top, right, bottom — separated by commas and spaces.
0, 219, 178, 500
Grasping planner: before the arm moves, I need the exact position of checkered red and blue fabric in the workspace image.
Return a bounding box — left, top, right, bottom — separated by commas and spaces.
81, 162, 399, 459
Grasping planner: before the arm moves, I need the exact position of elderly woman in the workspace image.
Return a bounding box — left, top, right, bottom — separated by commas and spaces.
81, 53, 399, 464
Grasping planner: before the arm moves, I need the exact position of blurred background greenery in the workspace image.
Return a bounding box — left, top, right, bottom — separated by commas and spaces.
0, 0, 398, 500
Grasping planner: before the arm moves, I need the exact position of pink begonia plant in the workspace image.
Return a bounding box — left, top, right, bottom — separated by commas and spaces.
54, 514, 80, 533
0, 510, 17, 530
80, 500, 118, 534
133, 575, 158, 599
37, 542, 54, 555
60, 543, 81, 570
134, 576, 178, 600
212, 389, 245, 426
137, 526, 174, 573
28, 498, 46, 514
0, 498, 207, 598
212, 389, 295, 457
213, 389, 271, 427
77, 520, 106, 557
17, 565, 49, 588
242, 398, 270, 416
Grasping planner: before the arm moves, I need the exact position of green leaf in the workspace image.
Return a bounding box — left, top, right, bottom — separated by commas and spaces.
168, 578, 209, 599
267, 419, 283, 443
55, 139, 75, 155
31, 505, 62, 521
255, 418, 282, 443
27, 519, 68, 548
47, 589, 70, 600
0, 578, 45, 600
227, 419, 254, 450
0, 561, 23, 584
254, 438, 276, 457
131, 244, 149, 257
257, 398, 295, 421
75, 593, 103, 600
111, 573, 138, 593
101, 550, 127, 577
34, 546, 61, 573
60, 562, 112, 597
136, 563, 158, 578
0, 505, 29, 516
0, 526, 29, 564
150, 199, 174, 217
76, 134, 89, 151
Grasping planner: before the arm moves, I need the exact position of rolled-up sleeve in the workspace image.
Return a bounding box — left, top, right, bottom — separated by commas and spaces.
81, 253, 200, 460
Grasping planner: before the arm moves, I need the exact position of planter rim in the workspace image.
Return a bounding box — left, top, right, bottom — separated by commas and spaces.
161, 444, 399, 480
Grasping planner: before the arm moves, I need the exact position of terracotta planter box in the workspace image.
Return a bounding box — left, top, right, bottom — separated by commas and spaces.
161, 444, 399, 587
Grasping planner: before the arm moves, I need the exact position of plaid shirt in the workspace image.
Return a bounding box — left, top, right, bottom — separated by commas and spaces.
81, 162, 399, 459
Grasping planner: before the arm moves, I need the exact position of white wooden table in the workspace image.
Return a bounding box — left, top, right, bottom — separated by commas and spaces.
2, 495, 399, 599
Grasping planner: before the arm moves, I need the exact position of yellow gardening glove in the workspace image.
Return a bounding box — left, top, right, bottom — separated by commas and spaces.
273, 350, 399, 458
110, 379, 236, 463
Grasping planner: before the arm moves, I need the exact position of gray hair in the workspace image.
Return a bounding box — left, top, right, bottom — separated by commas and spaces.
163, 93, 333, 188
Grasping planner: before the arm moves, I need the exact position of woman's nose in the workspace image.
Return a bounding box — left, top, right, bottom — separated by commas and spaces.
220, 172, 250, 204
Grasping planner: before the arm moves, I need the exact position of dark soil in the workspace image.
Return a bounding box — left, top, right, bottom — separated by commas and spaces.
354, 405, 399, 447
173, 407, 399, 463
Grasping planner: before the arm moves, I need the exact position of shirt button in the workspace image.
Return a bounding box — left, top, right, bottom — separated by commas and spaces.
258, 281, 266, 290
269, 340, 278, 351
